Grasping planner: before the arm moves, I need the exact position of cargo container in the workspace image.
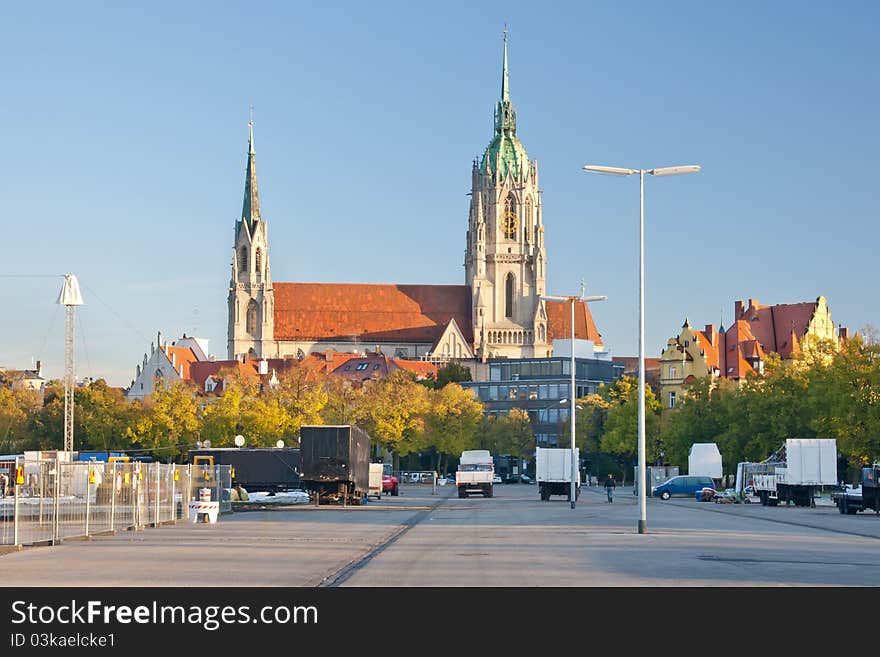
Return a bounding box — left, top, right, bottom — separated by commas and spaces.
299, 425, 371, 506
188, 447, 301, 493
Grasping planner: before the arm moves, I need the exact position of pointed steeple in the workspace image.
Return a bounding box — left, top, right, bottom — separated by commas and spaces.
241, 118, 261, 232
494, 29, 517, 137
501, 27, 510, 103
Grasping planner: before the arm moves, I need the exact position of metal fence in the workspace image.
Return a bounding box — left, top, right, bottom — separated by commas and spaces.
0, 458, 231, 547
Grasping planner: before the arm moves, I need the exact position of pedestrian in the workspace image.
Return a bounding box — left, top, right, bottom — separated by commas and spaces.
604, 473, 616, 503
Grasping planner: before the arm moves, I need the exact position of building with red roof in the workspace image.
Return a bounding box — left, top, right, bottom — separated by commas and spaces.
658, 296, 847, 410
225, 36, 605, 368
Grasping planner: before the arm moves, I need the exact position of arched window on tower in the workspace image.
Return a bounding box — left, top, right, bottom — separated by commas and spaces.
239, 246, 248, 273
524, 198, 532, 242
246, 299, 259, 335
503, 195, 517, 240
505, 273, 515, 318
255, 248, 262, 276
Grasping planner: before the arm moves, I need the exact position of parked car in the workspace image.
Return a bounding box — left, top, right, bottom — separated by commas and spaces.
382, 474, 399, 496
652, 475, 716, 500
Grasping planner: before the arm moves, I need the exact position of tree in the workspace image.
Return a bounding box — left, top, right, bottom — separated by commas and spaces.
422, 383, 483, 472
0, 387, 42, 452
435, 362, 473, 388
600, 380, 662, 483
493, 408, 534, 479
129, 381, 200, 461
355, 370, 429, 466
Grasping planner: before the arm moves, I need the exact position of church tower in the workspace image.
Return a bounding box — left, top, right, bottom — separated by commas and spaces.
228, 120, 274, 359
465, 32, 548, 359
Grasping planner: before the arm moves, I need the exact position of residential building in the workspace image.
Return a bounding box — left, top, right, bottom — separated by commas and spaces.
658, 296, 847, 409
0, 362, 45, 392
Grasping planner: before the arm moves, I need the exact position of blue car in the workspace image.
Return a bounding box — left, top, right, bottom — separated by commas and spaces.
652, 475, 716, 500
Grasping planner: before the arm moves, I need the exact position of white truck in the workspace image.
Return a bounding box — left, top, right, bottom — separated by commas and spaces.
536, 447, 580, 501
750, 438, 837, 507
456, 450, 494, 498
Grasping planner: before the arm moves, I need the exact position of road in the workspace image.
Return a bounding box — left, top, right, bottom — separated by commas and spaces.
2, 483, 879, 586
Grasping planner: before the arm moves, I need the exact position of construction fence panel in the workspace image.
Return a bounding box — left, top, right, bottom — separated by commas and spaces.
2, 460, 224, 547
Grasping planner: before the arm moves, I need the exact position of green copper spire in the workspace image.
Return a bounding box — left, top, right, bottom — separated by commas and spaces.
480, 31, 528, 179
241, 119, 261, 232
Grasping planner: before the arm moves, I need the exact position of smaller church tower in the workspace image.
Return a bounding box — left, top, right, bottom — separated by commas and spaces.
228, 120, 274, 360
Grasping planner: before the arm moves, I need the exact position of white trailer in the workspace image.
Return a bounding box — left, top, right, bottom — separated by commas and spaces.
536, 447, 580, 501
688, 443, 723, 480
368, 463, 383, 500
752, 439, 837, 507
456, 450, 494, 498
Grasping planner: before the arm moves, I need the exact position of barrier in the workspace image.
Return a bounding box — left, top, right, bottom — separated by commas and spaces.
0, 459, 231, 547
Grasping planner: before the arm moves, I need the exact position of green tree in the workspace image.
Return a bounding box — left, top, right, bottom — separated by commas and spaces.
356, 370, 429, 467
435, 362, 473, 388
421, 383, 483, 472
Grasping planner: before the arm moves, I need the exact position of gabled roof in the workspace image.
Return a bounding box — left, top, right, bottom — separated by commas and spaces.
545, 299, 603, 346
738, 299, 818, 359
273, 283, 474, 345
159, 345, 200, 380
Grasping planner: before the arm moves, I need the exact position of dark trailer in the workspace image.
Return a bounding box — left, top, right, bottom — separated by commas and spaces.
188, 448, 301, 493
299, 425, 371, 505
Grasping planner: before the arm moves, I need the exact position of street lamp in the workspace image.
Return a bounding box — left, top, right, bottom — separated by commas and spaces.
582, 163, 700, 533
541, 292, 607, 509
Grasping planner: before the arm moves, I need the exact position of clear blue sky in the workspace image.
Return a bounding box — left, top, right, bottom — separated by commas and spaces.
2, 1, 877, 387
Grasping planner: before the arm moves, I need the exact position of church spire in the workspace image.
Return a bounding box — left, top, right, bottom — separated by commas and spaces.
494, 29, 516, 136
241, 116, 261, 232
501, 26, 510, 103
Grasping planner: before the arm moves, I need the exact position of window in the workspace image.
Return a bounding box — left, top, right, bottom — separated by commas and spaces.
669, 391, 676, 408
356, 363, 369, 371
255, 248, 262, 273
372, 364, 380, 370
505, 273, 515, 318
343, 365, 351, 371
669, 366, 677, 379
246, 300, 259, 334
239, 246, 248, 272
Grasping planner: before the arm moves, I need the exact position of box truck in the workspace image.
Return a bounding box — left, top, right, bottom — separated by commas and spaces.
456, 450, 494, 498
536, 447, 580, 501
751, 438, 837, 507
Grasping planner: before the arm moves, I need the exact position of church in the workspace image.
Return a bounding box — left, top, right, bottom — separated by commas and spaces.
227, 35, 604, 364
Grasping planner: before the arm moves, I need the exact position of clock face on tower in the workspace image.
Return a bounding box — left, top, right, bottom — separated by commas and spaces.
502, 211, 518, 240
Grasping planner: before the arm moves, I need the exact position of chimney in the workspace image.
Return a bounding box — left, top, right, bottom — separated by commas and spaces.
36, 360, 42, 377
839, 326, 849, 341
704, 325, 715, 347
748, 298, 758, 311
735, 300, 744, 320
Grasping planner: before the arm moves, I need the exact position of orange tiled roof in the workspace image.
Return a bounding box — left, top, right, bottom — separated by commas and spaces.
545, 300, 603, 346
160, 345, 200, 381
737, 300, 817, 359
391, 359, 438, 380
693, 330, 719, 369
273, 283, 474, 345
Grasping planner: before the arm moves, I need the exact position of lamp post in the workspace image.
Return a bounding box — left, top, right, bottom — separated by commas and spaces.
582, 164, 700, 533
541, 292, 607, 509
